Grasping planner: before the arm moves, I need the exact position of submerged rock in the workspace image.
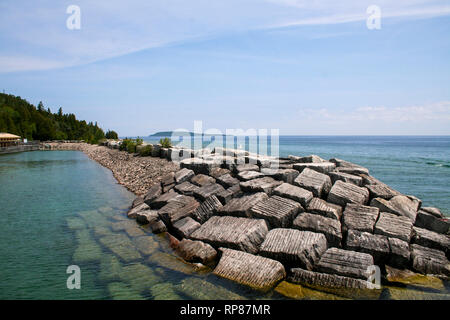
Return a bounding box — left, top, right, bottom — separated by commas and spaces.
99, 234, 142, 263
213, 248, 286, 292
259, 228, 327, 270
177, 277, 245, 300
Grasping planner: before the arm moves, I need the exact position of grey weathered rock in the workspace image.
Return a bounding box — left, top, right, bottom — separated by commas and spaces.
293, 213, 342, 248
158, 195, 200, 225
135, 209, 158, 224
293, 168, 332, 198
213, 248, 285, 291
127, 202, 150, 219
216, 173, 240, 188
240, 177, 283, 194
366, 183, 401, 200
261, 168, 300, 184
131, 196, 144, 209
174, 168, 195, 184
341, 203, 379, 233
370, 195, 421, 222
374, 212, 413, 242
235, 163, 259, 173
151, 144, 161, 157
249, 195, 302, 228
192, 195, 223, 223
176, 239, 217, 266
160, 147, 169, 159
149, 218, 167, 233
330, 158, 369, 175
150, 189, 182, 209
174, 181, 200, 196
237, 170, 265, 181
273, 183, 313, 208
421, 207, 444, 219
388, 237, 411, 268
289, 154, 326, 163
190, 216, 269, 254
180, 157, 219, 175
217, 192, 268, 218
161, 172, 176, 193
288, 268, 371, 292
293, 162, 336, 174
193, 183, 226, 201
143, 183, 163, 206
315, 247, 374, 280
216, 184, 242, 205
259, 228, 328, 270
172, 217, 201, 238
209, 167, 231, 179
307, 198, 343, 220
328, 171, 363, 186
345, 230, 390, 264
410, 244, 450, 276
415, 210, 450, 234
191, 174, 216, 187
327, 180, 369, 207
412, 227, 450, 254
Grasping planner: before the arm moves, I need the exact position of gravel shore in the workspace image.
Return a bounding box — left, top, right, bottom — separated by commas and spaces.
46, 142, 179, 195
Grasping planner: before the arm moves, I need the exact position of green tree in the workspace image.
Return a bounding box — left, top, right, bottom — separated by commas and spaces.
105, 130, 119, 139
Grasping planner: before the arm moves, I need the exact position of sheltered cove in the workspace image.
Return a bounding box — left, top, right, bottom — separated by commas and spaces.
47, 141, 450, 299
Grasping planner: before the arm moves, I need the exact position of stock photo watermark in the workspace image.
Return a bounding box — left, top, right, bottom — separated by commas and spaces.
367, 5, 381, 30
66, 5, 81, 30
66, 265, 81, 289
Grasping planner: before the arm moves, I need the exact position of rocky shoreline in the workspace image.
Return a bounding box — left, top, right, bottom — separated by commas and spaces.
46, 141, 450, 298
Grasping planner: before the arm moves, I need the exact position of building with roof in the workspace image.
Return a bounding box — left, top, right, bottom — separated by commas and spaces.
0, 133, 21, 147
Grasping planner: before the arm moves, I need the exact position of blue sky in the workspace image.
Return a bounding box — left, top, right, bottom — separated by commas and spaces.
0, 0, 449, 135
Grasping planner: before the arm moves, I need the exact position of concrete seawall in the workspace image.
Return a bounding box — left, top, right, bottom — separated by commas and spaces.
0, 144, 41, 155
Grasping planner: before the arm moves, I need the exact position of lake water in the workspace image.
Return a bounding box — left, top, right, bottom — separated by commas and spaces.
0, 143, 448, 300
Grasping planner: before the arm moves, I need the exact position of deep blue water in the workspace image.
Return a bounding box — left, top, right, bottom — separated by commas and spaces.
146, 135, 450, 215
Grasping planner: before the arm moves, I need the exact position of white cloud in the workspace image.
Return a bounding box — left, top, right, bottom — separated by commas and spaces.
0, 0, 449, 72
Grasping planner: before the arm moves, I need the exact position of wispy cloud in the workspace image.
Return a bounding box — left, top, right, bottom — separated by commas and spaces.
1, 0, 449, 73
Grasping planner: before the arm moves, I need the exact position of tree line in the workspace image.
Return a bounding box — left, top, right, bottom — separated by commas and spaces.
0, 93, 117, 143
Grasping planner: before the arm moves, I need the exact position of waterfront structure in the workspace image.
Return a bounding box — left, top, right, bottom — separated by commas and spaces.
0, 133, 21, 147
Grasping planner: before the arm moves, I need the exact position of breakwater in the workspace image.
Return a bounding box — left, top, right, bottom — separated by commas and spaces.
0, 143, 40, 155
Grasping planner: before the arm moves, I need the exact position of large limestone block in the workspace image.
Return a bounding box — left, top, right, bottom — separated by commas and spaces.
289, 154, 326, 163
294, 168, 332, 198
327, 180, 369, 207
366, 183, 401, 200
191, 174, 216, 187
193, 183, 226, 201
190, 216, 269, 254
412, 227, 450, 255
192, 195, 223, 223
143, 183, 162, 206
388, 237, 411, 268
421, 207, 444, 219
345, 230, 390, 264
172, 217, 201, 238
213, 248, 286, 292
158, 195, 199, 225
249, 195, 302, 228
307, 198, 342, 220
127, 202, 150, 219
174, 168, 195, 184
410, 244, 450, 276
216, 184, 242, 205
370, 195, 421, 222
273, 183, 313, 208
341, 203, 379, 233
180, 157, 219, 175
135, 209, 159, 224
329, 158, 369, 175
209, 167, 231, 179
374, 212, 413, 242
161, 172, 176, 193
176, 239, 217, 266
261, 168, 300, 184
235, 163, 259, 173
240, 176, 283, 194
293, 213, 342, 248
415, 210, 450, 234
293, 162, 336, 174
315, 247, 374, 280
150, 189, 183, 209
237, 170, 265, 181
215, 173, 240, 188
217, 192, 268, 217
328, 171, 363, 186
174, 181, 200, 196
259, 228, 328, 270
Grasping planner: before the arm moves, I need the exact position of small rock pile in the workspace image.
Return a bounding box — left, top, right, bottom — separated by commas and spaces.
128, 148, 450, 295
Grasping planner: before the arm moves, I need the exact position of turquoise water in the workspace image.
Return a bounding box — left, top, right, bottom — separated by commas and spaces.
146, 135, 450, 215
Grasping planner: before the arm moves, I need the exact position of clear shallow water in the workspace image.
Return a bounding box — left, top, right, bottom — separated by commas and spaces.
146, 135, 450, 215
0, 150, 448, 300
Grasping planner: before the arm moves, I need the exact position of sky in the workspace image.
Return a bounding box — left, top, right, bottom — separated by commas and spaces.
0, 0, 449, 136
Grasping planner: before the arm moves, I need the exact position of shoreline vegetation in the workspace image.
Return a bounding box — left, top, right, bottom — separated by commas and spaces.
44, 140, 450, 299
